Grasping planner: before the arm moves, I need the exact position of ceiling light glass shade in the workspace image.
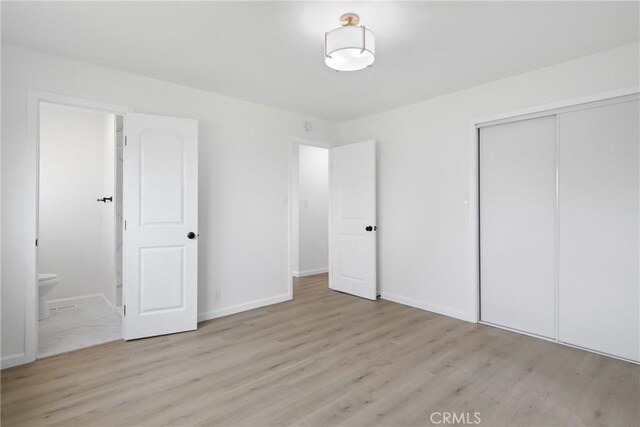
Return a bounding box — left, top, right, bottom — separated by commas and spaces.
325, 25, 375, 71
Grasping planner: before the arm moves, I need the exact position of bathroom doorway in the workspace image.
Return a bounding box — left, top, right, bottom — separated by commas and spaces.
37, 102, 124, 357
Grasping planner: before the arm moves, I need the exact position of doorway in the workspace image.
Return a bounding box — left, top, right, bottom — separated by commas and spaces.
26, 93, 198, 364
288, 138, 378, 301
290, 140, 331, 298
37, 102, 124, 357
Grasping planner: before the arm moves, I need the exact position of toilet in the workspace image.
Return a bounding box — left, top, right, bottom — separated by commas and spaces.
38, 273, 60, 320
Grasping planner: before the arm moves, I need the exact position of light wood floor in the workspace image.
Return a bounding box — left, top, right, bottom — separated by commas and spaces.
2, 274, 638, 426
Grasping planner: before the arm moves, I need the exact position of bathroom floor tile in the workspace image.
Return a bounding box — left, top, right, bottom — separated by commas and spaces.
38, 295, 122, 358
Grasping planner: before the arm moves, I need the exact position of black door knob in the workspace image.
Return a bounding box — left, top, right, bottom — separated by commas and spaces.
187, 232, 196, 239
365, 226, 373, 232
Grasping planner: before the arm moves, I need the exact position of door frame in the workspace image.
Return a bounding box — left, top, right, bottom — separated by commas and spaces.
287, 137, 336, 299
26, 90, 133, 364
469, 86, 640, 361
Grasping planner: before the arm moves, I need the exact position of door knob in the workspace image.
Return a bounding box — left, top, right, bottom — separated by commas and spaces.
365, 226, 373, 232
187, 232, 197, 239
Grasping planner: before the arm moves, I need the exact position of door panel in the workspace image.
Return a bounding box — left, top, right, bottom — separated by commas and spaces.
139, 246, 185, 313
480, 116, 557, 338
140, 131, 185, 224
124, 113, 198, 340
329, 141, 377, 300
558, 100, 639, 361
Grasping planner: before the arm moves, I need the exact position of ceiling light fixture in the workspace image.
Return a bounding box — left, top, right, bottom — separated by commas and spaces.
324, 13, 375, 72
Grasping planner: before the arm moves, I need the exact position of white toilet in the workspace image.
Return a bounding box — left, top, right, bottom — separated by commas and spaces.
38, 273, 60, 320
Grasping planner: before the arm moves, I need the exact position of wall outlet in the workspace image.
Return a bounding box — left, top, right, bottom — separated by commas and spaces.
214, 289, 222, 301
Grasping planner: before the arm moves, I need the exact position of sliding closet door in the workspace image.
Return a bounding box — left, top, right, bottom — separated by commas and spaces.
558, 100, 639, 361
480, 116, 557, 338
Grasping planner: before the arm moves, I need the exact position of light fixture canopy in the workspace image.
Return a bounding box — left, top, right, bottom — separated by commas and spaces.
324, 13, 375, 72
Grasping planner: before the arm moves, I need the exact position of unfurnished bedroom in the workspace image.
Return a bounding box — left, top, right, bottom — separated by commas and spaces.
1, 1, 638, 426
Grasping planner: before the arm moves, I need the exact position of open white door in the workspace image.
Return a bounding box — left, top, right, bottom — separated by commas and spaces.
123, 113, 198, 340
329, 141, 377, 300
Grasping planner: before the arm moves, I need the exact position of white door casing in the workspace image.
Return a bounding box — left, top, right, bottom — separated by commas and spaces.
123, 113, 198, 340
329, 141, 377, 300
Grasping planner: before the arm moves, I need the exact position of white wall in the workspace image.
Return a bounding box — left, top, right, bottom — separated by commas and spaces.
38, 103, 116, 305
340, 42, 640, 322
296, 145, 328, 276
1, 44, 341, 367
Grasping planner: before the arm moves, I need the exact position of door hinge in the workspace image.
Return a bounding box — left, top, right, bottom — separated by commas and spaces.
124, 135, 128, 146
35, 239, 38, 247
124, 305, 126, 316
124, 220, 127, 231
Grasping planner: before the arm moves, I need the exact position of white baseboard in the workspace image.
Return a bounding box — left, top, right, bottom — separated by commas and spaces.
48, 293, 120, 315
1, 353, 30, 369
197, 293, 291, 323
48, 293, 105, 306
292, 268, 328, 278
380, 291, 474, 323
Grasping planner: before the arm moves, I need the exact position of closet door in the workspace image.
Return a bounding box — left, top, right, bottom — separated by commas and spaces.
480, 116, 557, 338
558, 100, 639, 361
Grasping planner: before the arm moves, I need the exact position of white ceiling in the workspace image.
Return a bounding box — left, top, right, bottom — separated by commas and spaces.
2, 2, 638, 122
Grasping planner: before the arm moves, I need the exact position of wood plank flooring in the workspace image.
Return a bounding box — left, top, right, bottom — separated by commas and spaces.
2, 274, 638, 426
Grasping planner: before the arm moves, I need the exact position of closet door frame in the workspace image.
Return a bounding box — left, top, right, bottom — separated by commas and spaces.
468, 86, 639, 363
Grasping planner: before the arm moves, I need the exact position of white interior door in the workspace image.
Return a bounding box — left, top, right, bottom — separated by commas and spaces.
558, 100, 639, 361
329, 141, 377, 300
479, 116, 557, 338
123, 113, 198, 340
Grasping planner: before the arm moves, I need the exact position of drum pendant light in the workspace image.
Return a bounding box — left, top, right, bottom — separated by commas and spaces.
324, 13, 375, 72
